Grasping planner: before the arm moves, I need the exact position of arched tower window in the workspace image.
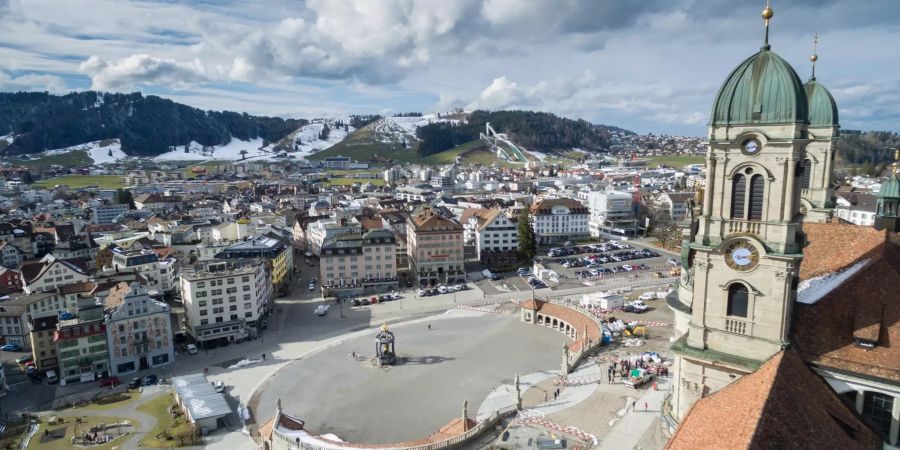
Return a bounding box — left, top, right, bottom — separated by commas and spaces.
801, 159, 812, 189
731, 174, 746, 219
748, 175, 765, 220
727, 284, 749, 317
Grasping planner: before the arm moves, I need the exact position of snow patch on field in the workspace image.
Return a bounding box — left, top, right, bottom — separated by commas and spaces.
155, 119, 353, 161
371, 115, 456, 146
228, 358, 261, 369
266, 121, 355, 158
797, 259, 869, 305
44, 139, 127, 164
524, 149, 546, 160
155, 137, 265, 161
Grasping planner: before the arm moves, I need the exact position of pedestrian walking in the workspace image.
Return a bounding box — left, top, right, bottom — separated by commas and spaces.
262, 353, 266, 361
631, 401, 636, 411
645, 401, 648, 411
544, 392, 548, 402
427, 324, 431, 330
554, 391, 558, 400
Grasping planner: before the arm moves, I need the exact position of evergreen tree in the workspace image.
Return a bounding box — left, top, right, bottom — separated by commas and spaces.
517, 206, 536, 262
116, 188, 135, 209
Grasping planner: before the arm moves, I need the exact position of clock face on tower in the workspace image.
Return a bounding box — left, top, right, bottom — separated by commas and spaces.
741, 138, 761, 156
724, 239, 760, 271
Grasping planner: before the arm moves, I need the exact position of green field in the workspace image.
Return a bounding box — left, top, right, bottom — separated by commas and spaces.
32, 175, 125, 189
645, 155, 705, 168
9, 150, 94, 168
307, 124, 419, 164
137, 393, 194, 447
321, 177, 386, 186
420, 140, 488, 165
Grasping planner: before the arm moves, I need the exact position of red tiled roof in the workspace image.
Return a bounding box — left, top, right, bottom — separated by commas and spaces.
530, 198, 588, 216
666, 348, 879, 450
794, 237, 900, 384
800, 222, 885, 281
521, 300, 601, 353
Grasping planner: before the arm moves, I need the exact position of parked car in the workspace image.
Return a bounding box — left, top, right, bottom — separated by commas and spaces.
489, 274, 503, 281
1, 343, 20, 351
16, 355, 33, 365
186, 344, 199, 355
623, 300, 650, 313
308, 282, 316, 291
315, 305, 329, 316
128, 377, 143, 389
98, 376, 120, 387
213, 380, 226, 393
143, 374, 158, 386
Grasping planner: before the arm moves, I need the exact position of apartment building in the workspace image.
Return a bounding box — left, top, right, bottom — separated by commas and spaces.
587, 190, 639, 238
55, 297, 109, 383
835, 192, 878, 227
104, 283, 174, 375
28, 315, 59, 372
406, 206, 464, 285
179, 259, 272, 347
474, 209, 519, 268
111, 247, 177, 293
0, 240, 26, 268
19, 254, 90, 294
215, 236, 292, 295
530, 198, 589, 245
320, 229, 398, 298
92, 203, 129, 225
651, 192, 694, 223
305, 217, 362, 256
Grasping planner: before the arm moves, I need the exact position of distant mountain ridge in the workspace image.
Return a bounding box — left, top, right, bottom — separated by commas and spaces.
0, 91, 308, 157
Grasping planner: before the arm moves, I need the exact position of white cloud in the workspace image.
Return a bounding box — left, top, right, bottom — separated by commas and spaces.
79, 54, 207, 91
0, 71, 66, 93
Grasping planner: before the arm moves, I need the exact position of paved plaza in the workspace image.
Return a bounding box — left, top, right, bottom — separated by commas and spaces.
253, 313, 566, 444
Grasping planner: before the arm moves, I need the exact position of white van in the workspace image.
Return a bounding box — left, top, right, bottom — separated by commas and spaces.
46, 370, 58, 384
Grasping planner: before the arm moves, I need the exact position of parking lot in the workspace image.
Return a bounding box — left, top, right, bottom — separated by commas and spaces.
533, 241, 679, 292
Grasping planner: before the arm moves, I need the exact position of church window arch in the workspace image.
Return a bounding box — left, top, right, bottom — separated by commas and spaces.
748, 175, 765, 221
800, 159, 812, 189
731, 174, 747, 219
727, 283, 750, 318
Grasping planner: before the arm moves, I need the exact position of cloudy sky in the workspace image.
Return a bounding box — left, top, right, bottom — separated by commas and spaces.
1, 0, 898, 135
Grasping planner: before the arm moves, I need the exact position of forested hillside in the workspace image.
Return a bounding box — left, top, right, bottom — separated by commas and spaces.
415, 110, 613, 156
838, 131, 900, 169
0, 91, 307, 157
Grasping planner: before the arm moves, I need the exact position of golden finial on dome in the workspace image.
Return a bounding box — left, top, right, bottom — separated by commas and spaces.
810, 33, 819, 79
762, 0, 774, 49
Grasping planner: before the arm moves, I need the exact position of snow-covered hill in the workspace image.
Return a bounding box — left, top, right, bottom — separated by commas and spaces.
153, 119, 354, 162
264, 121, 355, 158
43, 139, 127, 164
369, 115, 457, 147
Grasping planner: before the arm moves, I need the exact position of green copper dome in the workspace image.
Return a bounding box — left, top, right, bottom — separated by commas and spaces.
804, 79, 839, 128
710, 48, 809, 127
878, 173, 900, 200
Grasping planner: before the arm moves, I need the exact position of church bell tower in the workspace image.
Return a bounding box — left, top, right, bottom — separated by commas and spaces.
669, 3, 817, 420
801, 34, 841, 222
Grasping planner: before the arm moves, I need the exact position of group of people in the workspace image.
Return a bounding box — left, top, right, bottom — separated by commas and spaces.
542, 388, 562, 402
605, 354, 670, 383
